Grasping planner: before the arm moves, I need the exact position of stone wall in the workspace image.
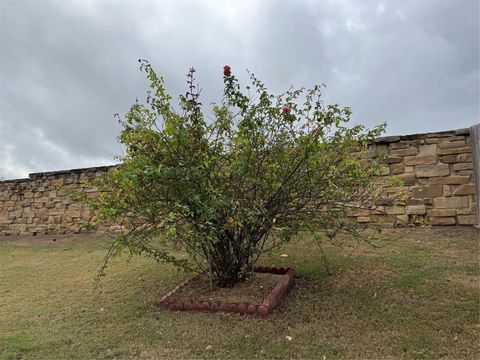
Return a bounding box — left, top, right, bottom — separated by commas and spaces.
0, 166, 117, 236
358, 127, 477, 226
0, 128, 477, 236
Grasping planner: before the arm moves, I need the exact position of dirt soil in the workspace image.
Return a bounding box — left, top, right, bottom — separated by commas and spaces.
171, 273, 281, 304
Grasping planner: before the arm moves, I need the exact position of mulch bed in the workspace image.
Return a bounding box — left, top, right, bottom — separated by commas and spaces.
157, 266, 295, 316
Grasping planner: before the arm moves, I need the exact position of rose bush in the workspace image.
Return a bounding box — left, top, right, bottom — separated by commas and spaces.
77, 61, 385, 287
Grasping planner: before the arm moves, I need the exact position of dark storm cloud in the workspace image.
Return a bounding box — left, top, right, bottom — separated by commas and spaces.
1, 0, 478, 179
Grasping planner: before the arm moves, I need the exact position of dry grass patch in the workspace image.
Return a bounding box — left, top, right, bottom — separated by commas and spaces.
0, 227, 478, 359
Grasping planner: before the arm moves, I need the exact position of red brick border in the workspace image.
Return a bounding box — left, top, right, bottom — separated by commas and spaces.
157, 266, 295, 316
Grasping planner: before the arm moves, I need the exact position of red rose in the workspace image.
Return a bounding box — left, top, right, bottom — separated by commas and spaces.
223, 65, 231, 77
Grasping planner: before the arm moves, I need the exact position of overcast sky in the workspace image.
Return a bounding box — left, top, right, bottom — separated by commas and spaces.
0, 0, 479, 179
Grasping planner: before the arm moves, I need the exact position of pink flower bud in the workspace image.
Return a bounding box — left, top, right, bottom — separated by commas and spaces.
282, 106, 291, 113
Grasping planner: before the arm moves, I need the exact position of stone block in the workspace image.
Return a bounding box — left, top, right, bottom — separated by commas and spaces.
457, 153, 472, 162
368, 144, 387, 159
429, 217, 456, 225
357, 216, 371, 223
385, 206, 405, 215
426, 132, 454, 138
418, 144, 437, 156
428, 176, 470, 185
454, 184, 476, 196
406, 205, 426, 215
390, 164, 404, 175
412, 186, 443, 199
24, 192, 34, 199
375, 136, 400, 144
397, 173, 417, 186
433, 197, 469, 209
443, 185, 452, 197
440, 155, 457, 164
387, 156, 403, 164
395, 214, 409, 224
51, 178, 64, 186
437, 146, 472, 155
67, 210, 83, 218
407, 199, 424, 205
389, 142, 410, 150
390, 148, 418, 157
379, 166, 390, 176
415, 164, 449, 177
457, 215, 477, 225
404, 155, 437, 166
453, 163, 473, 171
427, 209, 456, 217
437, 140, 465, 149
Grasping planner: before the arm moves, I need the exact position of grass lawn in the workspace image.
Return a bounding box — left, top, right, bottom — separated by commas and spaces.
0, 227, 478, 359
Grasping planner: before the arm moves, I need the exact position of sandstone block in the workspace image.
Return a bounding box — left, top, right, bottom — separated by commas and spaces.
390, 164, 404, 175
389, 142, 410, 150
418, 144, 437, 156
24, 192, 34, 199
391, 148, 418, 157
404, 155, 437, 166
387, 156, 403, 164
438, 140, 465, 149
457, 153, 472, 162
425, 137, 449, 144
433, 197, 469, 209
412, 186, 443, 198
51, 178, 64, 186
357, 216, 370, 223
415, 164, 449, 177
407, 199, 424, 205
426, 132, 453, 138
457, 215, 477, 225
385, 206, 405, 215
67, 210, 83, 218
395, 214, 409, 224
440, 155, 457, 164
427, 209, 456, 217
437, 146, 472, 155
428, 176, 470, 185
368, 144, 387, 159
397, 173, 417, 186
429, 217, 456, 225
406, 205, 426, 215
453, 163, 473, 171
379, 166, 390, 176
443, 185, 452, 197
454, 184, 476, 196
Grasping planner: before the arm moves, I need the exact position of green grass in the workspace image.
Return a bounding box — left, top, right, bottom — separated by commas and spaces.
0, 227, 478, 359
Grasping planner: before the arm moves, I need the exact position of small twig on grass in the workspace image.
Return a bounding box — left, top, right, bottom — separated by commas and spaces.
307, 226, 332, 275
207, 245, 213, 291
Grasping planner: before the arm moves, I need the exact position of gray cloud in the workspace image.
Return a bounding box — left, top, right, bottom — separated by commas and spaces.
1, 0, 478, 179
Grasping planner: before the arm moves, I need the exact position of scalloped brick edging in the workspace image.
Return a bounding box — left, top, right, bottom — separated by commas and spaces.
157, 266, 295, 316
